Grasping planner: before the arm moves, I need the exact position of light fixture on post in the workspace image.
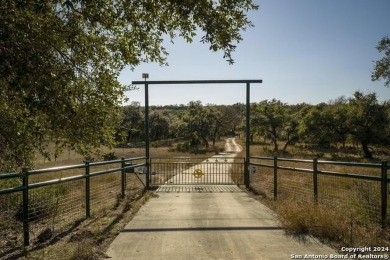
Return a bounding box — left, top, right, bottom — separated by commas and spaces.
142, 73, 149, 81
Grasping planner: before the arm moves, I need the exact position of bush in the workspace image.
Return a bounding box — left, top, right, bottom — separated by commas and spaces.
175, 141, 191, 152
102, 152, 117, 161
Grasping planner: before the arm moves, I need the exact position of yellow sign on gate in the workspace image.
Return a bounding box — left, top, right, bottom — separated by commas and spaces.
193, 169, 204, 178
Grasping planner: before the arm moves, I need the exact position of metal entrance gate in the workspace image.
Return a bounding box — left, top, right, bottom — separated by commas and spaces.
149, 157, 245, 186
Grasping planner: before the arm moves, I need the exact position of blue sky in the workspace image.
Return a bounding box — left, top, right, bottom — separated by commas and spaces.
118, 0, 390, 106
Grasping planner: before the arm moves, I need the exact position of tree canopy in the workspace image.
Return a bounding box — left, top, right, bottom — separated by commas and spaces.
0, 0, 258, 171
372, 36, 390, 87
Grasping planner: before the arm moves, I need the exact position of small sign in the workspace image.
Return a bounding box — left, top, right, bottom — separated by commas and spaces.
193, 169, 204, 178
250, 166, 256, 174
142, 73, 149, 79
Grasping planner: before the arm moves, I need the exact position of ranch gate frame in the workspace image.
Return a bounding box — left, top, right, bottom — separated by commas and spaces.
131, 79, 263, 189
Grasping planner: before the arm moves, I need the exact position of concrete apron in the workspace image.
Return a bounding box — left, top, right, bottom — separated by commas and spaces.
106, 188, 335, 259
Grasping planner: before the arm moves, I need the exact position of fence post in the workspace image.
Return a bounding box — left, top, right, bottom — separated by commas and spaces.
121, 158, 126, 198
22, 168, 29, 247
85, 162, 90, 218
381, 161, 388, 228
273, 156, 278, 200
313, 158, 318, 203
244, 158, 250, 189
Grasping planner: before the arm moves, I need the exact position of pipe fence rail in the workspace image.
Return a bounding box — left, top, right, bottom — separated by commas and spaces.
249, 156, 389, 228
2, 154, 389, 256
0, 157, 147, 255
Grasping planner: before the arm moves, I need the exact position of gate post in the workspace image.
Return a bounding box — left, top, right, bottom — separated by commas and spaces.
313, 158, 318, 203
145, 82, 150, 190
22, 168, 29, 247
85, 161, 91, 218
244, 159, 249, 189
121, 158, 126, 198
381, 161, 388, 228
146, 158, 150, 189
273, 156, 278, 200
245, 82, 251, 189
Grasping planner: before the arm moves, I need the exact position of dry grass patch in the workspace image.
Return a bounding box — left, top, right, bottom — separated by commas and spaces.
7, 191, 156, 260
260, 198, 390, 250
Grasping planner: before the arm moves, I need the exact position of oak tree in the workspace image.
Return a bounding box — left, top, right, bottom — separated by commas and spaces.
0, 0, 258, 170
372, 36, 390, 87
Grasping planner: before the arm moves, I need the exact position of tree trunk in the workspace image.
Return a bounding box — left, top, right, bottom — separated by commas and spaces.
282, 132, 291, 152
272, 138, 278, 152
282, 140, 290, 152
361, 142, 373, 159
202, 137, 209, 149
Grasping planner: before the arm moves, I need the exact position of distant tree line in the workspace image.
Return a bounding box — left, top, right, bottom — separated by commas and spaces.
118, 91, 390, 159
117, 101, 243, 152
251, 91, 390, 159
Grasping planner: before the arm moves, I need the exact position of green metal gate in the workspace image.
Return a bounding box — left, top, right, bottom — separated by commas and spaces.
149, 157, 245, 186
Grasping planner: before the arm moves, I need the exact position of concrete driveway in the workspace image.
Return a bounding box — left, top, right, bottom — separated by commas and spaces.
106, 138, 335, 259
106, 188, 335, 259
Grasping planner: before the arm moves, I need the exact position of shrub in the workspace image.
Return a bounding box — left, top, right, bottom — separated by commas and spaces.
102, 152, 117, 161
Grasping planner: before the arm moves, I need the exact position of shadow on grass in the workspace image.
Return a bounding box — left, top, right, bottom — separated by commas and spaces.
4, 219, 84, 260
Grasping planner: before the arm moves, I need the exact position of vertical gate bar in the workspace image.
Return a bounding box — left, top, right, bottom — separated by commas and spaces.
85, 162, 91, 218
145, 82, 150, 189
212, 161, 213, 184
220, 160, 222, 184
243, 158, 245, 185
381, 161, 388, 228
245, 82, 251, 189
22, 168, 29, 247
210, 161, 212, 184
273, 156, 278, 200
220, 161, 222, 184
313, 158, 318, 203
216, 161, 218, 184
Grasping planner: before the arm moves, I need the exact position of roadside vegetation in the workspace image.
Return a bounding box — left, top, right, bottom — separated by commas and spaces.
241, 141, 390, 251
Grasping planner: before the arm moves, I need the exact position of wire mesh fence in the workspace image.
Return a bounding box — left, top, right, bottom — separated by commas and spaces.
249, 156, 389, 227
0, 189, 23, 256
0, 157, 146, 256
90, 171, 122, 214
249, 163, 274, 198
28, 180, 85, 245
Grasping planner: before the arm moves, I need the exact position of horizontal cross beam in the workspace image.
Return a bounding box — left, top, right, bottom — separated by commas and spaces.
131, 79, 262, 85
